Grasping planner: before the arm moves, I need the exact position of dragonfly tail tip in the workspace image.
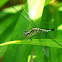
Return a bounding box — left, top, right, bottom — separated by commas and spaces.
51, 29, 56, 31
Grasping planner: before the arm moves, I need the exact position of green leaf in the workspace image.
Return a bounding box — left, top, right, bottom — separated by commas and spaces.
0, 46, 7, 58
45, 0, 52, 6
0, 39, 62, 48
0, 5, 21, 60
0, 0, 9, 7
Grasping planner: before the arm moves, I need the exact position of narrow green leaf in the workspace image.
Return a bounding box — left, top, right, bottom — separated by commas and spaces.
0, 0, 9, 7
0, 39, 62, 48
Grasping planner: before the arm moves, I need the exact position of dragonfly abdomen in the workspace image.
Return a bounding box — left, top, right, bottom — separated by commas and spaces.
33, 28, 56, 33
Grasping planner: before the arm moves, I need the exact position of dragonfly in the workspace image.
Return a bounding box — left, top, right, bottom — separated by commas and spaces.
23, 28, 55, 38
9, 4, 62, 47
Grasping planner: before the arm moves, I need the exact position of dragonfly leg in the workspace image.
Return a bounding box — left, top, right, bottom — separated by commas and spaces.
30, 37, 32, 40
34, 35, 41, 42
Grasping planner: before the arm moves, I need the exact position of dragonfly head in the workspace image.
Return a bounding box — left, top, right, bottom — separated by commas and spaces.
23, 31, 26, 37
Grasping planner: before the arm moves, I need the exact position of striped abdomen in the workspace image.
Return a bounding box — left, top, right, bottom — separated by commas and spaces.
25, 28, 56, 37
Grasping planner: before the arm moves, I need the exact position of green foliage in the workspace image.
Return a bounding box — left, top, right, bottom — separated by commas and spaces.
0, 0, 9, 7
0, 0, 62, 62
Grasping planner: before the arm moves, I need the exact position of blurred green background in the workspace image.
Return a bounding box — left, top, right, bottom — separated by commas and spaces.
0, 0, 62, 62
